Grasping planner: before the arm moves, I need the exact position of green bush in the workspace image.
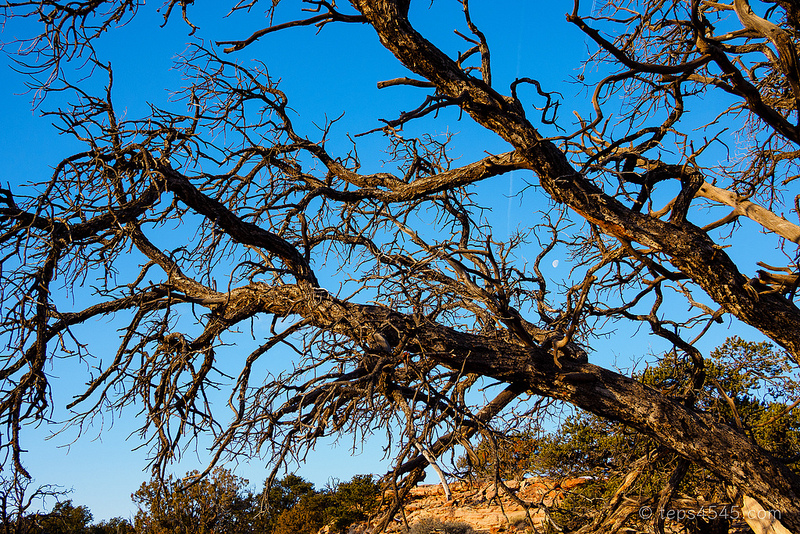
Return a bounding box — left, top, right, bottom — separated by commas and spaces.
326, 475, 381, 532
457, 431, 542, 481
268, 474, 380, 534
408, 517, 475, 534
272, 493, 332, 534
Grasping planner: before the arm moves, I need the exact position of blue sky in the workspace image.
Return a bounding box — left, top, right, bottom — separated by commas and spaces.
0, 0, 786, 522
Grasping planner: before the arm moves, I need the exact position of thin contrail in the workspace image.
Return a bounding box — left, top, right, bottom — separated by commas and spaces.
507, 19, 524, 239
507, 0, 598, 239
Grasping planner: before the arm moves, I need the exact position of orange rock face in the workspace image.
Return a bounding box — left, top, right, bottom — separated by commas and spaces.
383, 478, 591, 533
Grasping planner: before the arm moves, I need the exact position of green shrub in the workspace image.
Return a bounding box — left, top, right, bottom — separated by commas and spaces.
326, 475, 381, 532
408, 517, 475, 534
272, 493, 332, 534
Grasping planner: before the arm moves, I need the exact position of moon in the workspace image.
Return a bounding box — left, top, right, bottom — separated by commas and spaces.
552, 259, 559, 268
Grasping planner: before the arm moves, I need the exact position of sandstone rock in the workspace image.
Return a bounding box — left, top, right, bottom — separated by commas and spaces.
380, 479, 592, 533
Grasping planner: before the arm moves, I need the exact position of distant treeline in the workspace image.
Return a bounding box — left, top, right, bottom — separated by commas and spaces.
1, 469, 379, 534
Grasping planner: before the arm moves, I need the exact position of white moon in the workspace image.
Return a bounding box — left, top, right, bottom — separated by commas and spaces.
552, 259, 559, 268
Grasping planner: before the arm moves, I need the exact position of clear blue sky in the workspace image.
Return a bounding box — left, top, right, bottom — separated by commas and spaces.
0, 0, 780, 522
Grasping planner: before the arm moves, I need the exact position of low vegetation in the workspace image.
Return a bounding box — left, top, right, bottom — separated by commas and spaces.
1, 471, 379, 534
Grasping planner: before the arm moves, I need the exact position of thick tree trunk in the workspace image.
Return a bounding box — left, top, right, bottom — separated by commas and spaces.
353, 0, 800, 355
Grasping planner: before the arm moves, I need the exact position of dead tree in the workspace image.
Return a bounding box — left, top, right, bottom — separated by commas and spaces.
1, 0, 800, 531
